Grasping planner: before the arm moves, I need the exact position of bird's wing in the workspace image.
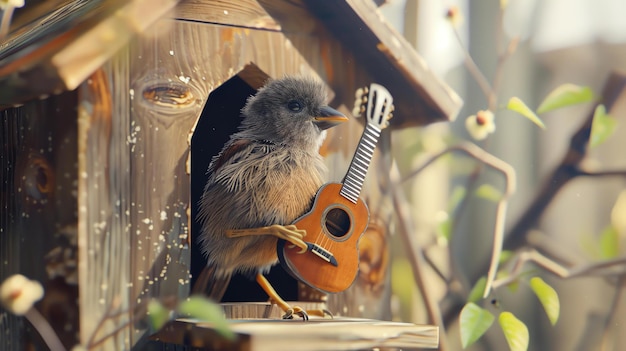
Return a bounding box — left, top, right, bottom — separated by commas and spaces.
209, 139, 253, 174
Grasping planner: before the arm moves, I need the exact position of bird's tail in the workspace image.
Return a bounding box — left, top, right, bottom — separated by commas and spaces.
192, 265, 231, 302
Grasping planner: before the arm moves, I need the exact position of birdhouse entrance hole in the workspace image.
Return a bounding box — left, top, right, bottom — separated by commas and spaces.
189, 64, 298, 302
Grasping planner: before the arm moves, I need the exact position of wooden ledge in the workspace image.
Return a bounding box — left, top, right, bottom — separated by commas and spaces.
151, 303, 439, 350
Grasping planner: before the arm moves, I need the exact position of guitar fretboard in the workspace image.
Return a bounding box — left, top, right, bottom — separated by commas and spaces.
340, 124, 381, 204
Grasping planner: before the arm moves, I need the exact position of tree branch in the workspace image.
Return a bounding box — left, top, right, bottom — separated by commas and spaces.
452, 28, 496, 110
400, 142, 516, 298
502, 72, 626, 252
575, 169, 626, 178
492, 249, 626, 290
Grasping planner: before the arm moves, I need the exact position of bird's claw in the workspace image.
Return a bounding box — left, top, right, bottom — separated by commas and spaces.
282, 306, 309, 321
319, 309, 334, 318
269, 224, 308, 253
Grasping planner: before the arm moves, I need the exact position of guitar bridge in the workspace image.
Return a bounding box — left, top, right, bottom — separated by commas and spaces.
306, 243, 338, 267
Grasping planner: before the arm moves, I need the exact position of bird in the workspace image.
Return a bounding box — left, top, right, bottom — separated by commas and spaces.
195, 76, 348, 319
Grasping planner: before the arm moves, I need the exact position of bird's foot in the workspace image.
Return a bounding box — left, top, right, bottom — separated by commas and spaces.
282, 306, 308, 320
256, 274, 332, 321
226, 224, 307, 253
280, 305, 333, 320
267, 224, 307, 253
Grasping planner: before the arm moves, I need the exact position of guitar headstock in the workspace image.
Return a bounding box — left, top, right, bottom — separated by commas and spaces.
352, 83, 394, 129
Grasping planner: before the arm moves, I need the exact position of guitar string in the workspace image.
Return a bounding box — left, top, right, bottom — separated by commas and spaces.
313, 125, 381, 263
304, 103, 388, 266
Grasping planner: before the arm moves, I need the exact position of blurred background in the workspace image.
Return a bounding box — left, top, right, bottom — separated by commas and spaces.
378, 0, 626, 350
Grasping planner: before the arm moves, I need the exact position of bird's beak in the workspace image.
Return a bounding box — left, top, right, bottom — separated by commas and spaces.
313, 106, 348, 130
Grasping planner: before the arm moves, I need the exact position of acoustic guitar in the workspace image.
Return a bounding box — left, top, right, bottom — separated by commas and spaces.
277, 83, 394, 293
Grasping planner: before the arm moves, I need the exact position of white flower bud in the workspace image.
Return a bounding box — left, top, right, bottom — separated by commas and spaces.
465, 110, 496, 141
0, 274, 44, 315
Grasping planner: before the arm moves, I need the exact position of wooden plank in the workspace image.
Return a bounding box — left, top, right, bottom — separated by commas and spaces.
277, 0, 463, 127
175, 0, 281, 30
77, 60, 135, 350
221, 302, 327, 319
152, 317, 439, 350
1, 91, 80, 350
128, 18, 329, 346
0, 0, 179, 106
132, 18, 392, 320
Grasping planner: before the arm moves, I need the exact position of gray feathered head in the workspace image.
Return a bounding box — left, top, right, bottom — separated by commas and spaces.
238, 76, 347, 147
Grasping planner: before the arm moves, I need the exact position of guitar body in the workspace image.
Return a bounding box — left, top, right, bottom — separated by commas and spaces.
277, 183, 369, 294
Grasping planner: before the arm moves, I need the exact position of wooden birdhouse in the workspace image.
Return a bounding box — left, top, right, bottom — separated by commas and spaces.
0, 0, 461, 350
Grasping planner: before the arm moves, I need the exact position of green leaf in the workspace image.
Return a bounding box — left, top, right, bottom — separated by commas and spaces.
599, 225, 620, 259
460, 302, 495, 349
507, 97, 546, 129
590, 104, 617, 148
536, 84, 594, 114
529, 277, 560, 326
475, 184, 503, 202
467, 277, 487, 303
147, 300, 170, 331
437, 218, 452, 241
178, 296, 235, 340
499, 312, 529, 351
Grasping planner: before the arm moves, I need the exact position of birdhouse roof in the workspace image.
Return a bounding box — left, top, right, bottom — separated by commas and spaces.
0, 0, 461, 126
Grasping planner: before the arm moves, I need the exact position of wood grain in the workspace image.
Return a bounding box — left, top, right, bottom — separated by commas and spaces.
176, 0, 281, 30
152, 316, 439, 350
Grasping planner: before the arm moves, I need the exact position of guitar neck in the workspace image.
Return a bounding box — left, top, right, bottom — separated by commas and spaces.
340, 123, 382, 204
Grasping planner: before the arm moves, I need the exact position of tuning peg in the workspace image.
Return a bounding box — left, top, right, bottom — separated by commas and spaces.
354, 87, 364, 99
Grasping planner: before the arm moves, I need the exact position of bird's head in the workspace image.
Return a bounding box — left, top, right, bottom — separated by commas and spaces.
239, 76, 348, 148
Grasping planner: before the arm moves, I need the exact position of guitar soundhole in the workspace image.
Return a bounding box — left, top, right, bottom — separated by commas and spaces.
325, 208, 351, 238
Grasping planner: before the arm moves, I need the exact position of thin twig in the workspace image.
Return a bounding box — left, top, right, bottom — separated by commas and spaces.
401, 143, 516, 297
25, 308, 67, 351
86, 304, 128, 348
87, 320, 133, 350
423, 248, 450, 284
452, 28, 495, 108
491, 4, 520, 108
575, 169, 626, 178
390, 162, 449, 351
492, 250, 626, 289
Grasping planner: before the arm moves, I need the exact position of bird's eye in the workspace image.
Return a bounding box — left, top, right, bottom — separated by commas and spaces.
287, 100, 303, 112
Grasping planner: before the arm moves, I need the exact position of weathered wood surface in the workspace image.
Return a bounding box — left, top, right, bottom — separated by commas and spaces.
152, 317, 439, 350
0, 0, 178, 106
174, 0, 461, 129
220, 302, 326, 319
1, 92, 79, 350
1, 2, 460, 349
176, 0, 281, 30
259, 0, 462, 127
125, 14, 396, 331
